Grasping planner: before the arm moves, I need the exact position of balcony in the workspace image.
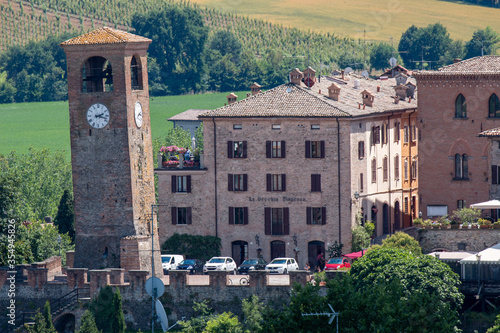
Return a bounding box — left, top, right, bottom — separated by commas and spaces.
156, 152, 205, 170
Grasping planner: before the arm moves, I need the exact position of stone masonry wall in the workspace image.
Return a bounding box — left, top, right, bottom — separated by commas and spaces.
418, 228, 500, 253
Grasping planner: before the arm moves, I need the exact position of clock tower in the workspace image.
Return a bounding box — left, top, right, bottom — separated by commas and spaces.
61, 27, 162, 275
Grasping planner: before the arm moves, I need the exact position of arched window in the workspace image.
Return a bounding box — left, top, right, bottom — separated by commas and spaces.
394, 154, 400, 180
404, 158, 409, 180
411, 158, 417, 179
455, 94, 466, 118
130, 55, 143, 90
383, 156, 388, 182
454, 153, 468, 180
82, 56, 113, 93
371, 158, 377, 183
489, 94, 500, 118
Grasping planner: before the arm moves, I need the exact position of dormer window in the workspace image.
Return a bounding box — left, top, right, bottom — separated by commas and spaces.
82, 56, 113, 93
130, 55, 143, 90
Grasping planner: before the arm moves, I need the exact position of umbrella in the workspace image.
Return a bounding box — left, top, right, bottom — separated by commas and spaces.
344, 250, 365, 259
470, 200, 500, 209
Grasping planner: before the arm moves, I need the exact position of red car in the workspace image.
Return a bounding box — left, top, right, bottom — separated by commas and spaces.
324, 258, 351, 271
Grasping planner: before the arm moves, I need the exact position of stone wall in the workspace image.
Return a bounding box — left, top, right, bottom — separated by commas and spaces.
417, 228, 500, 253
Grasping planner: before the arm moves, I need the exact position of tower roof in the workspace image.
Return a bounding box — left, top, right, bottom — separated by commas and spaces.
61, 27, 151, 46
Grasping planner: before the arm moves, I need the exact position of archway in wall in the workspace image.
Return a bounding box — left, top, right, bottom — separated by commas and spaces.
383, 203, 390, 234
394, 201, 401, 230
53, 313, 75, 333
231, 241, 248, 266
307, 241, 325, 271
270, 240, 286, 261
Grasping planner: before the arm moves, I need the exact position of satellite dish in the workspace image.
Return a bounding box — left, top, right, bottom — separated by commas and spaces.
156, 299, 169, 332
145, 277, 165, 298
344, 67, 353, 75
361, 71, 369, 79
389, 57, 398, 67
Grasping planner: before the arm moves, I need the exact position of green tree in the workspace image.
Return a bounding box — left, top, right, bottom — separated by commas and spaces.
162, 233, 221, 262
42, 301, 55, 332
194, 123, 204, 151
208, 30, 243, 63
110, 288, 126, 333
90, 286, 114, 332
77, 310, 101, 333
451, 207, 481, 225
380, 231, 422, 255
351, 225, 370, 252
204, 312, 243, 333
28, 310, 56, 333
131, 6, 209, 95
179, 300, 215, 333
370, 42, 401, 70
242, 295, 265, 332
54, 189, 75, 243
465, 26, 500, 59
487, 313, 500, 333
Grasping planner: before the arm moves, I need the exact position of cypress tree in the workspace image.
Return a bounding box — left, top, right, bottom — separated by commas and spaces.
110, 288, 126, 333
77, 310, 101, 333
42, 300, 56, 332
54, 189, 75, 243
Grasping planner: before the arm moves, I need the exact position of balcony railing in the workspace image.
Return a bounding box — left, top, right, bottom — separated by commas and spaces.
157, 153, 205, 170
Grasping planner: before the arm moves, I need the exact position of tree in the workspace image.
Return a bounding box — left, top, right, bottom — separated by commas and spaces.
54, 190, 75, 243
110, 288, 126, 333
90, 286, 114, 332
380, 231, 422, 255
351, 225, 370, 252
487, 313, 500, 333
42, 301, 55, 332
370, 43, 401, 70
465, 26, 500, 59
451, 207, 481, 225
28, 310, 56, 333
204, 312, 243, 333
131, 6, 208, 95
242, 295, 265, 332
179, 300, 215, 333
77, 310, 101, 333
208, 30, 243, 63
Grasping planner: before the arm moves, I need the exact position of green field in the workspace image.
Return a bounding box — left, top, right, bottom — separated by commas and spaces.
0, 91, 246, 160
189, 0, 500, 43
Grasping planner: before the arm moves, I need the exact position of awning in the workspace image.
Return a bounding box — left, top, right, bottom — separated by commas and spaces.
470, 200, 500, 209
344, 250, 365, 259
460, 243, 500, 264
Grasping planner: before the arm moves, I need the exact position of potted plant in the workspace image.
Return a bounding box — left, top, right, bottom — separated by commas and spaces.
493, 221, 500, 229
478, 218, 492, 229
193, 148, 201, 166
313, 271, 327, 286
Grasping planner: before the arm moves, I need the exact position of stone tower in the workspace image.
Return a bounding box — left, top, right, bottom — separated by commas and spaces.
61, 27, 162, 275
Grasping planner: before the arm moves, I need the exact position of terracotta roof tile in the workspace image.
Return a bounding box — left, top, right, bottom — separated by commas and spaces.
478, 127, 500, 137
415, 56, 500, 76
61, 27, 151, 46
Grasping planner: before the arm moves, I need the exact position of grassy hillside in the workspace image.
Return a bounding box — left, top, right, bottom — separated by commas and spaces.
189, 0, 500, 43
0, 91, 246, 160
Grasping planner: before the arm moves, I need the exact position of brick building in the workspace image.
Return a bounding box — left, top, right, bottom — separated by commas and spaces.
156, 68, 418, 266
414, 56, 500, 219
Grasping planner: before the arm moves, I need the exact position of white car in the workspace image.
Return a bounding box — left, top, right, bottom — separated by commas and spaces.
265, 258, 299, 274
161, 254, 184, 272
203, 257, 237, 274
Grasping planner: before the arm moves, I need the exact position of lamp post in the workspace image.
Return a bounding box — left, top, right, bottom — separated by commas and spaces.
57, 235, 62, 256
354, 191, 359, 200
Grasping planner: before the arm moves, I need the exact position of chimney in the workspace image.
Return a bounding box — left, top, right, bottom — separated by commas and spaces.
394, 84, 409, 101
360, 89, 374, 107
246, 93, 251, 98
377, 86, 380, 93
453, 58, 462, 64
289, 68, 304, 85
328, 83, 341, 101
341, 70, 345, 80
226, 93, 238, 105
395, 73, 408, 86
250, 82, 261, 96
405, 82, 416, 99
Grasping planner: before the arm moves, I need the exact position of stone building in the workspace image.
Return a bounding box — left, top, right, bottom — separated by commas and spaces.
168, 109, 208, 137
414, 56, 500, 220
156, 69, 418, 266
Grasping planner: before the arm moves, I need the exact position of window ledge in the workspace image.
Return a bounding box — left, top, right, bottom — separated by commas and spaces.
453, 117, 468, 120
452, 178, 470, 181
486, 117, 500, 120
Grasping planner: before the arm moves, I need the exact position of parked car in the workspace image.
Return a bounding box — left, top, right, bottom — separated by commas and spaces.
237, 258, 267, 274
324, 258, 351, 271
203, 257, 237, 274
265, 258, 299, 274
161, 254, 184, 274
176, 259, 203, 274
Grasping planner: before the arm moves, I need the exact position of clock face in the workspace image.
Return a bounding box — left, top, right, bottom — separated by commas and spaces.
86, 103, 110, 129
134, 102, 143, 128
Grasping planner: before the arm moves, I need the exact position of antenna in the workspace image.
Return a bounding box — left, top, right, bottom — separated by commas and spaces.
302, 304, 339, 333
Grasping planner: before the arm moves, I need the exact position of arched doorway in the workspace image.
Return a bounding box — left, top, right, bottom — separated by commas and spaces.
394, 201, 401, 230
270, 240, 286, 260
231, 241, 248, 266
308, 241, 325, 271
383, 203, 390, 234
54, 313, 75, 333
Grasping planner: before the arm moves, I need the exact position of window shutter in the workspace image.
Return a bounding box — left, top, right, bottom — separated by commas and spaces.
265, 208, 271, 235
227, 141, 233, 158
171, 207, 177, 225
463, 155, 468, 179
266, 174, 272, 192
311, 174, 315, 192
305, 141, 311, 158
228, 174, 233, 191
229, 207, 234, 225
266, 141, 272, 158
243, 141, 247, 158
281, 141, 286, 158
317, 174, 321, 192
186, 175, 191, 193
283, 208, 290, 235
493, 165, 498, 185
320, 141, 325, 158
306, 207, 312, 225
322, 207, 326, 225
243, 207, 249, 225
243, 174, 248, 191
187, 207, 192, 224
282, 174, 286, 191
171, 175, 177, 193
